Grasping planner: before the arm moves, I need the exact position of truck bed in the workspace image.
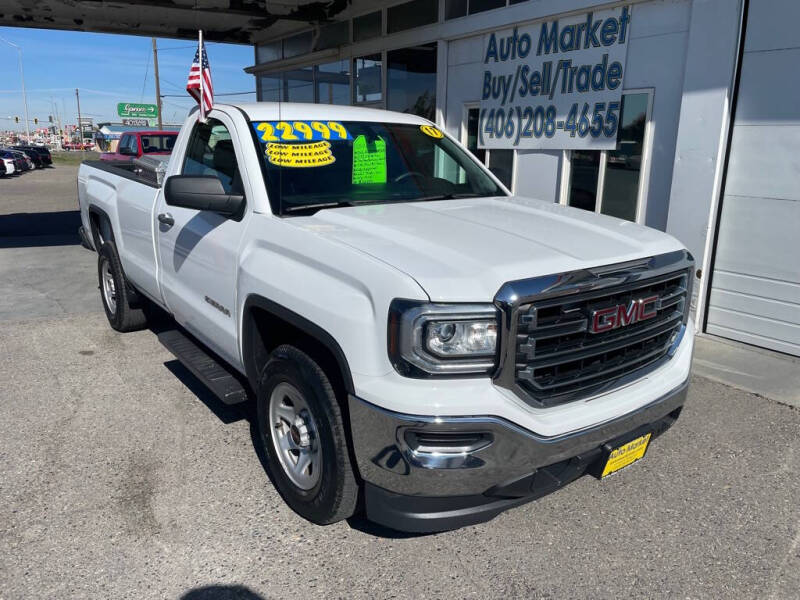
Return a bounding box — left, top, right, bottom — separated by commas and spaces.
82, 159, 164, 188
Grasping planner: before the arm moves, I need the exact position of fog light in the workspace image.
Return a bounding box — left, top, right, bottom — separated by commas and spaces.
404, 430, 493, 454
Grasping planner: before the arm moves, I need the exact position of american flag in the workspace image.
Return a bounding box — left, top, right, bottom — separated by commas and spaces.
186, 35, 213, 121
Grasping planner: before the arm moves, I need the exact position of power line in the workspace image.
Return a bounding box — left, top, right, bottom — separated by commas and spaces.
140, 48, 151, 102
155, 44, 198, 51
160, 99, 194, 109
159, 76, 188, 92
0, 87, 123, 96
159, 91, 256, 97
156, 41, 227, 51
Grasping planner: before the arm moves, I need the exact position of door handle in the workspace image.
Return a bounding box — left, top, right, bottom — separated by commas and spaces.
158, 213, 174, 227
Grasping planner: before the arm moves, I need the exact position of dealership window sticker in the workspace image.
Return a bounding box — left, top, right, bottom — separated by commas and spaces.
352, 135, 387, 184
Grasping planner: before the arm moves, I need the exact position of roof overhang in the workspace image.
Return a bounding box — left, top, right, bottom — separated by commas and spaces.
0, 1, 351, 44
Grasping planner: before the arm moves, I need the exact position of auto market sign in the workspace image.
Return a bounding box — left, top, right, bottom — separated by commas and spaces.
478, 6, 631, 150
117, 102, 158, 119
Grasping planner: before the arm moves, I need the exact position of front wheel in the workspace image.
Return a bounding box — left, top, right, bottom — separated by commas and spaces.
256, 345, 359, 525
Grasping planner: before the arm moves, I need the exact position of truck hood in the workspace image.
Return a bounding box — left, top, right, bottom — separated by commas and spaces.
294, 196, 685, 301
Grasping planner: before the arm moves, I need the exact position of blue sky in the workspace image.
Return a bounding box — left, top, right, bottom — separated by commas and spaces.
0, 26, 255, 130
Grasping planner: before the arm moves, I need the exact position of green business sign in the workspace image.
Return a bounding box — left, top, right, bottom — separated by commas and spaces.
117, 102, 159, 119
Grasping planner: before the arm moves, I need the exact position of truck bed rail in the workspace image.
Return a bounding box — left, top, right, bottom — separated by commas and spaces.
82, 159, 162, 188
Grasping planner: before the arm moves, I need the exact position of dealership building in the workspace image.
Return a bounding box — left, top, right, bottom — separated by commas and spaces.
3, 0, 797, 358
242, 0, 798, 358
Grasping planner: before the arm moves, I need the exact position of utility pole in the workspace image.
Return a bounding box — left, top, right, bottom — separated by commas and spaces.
75, 88, 84, 153
0, 36, 30, 142
51, 97, 63, 150
19, 49, 30, 142
152, 38, 163, 129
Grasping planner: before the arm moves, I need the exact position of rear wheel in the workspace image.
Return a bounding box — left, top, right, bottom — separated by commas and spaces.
98, 241, 148, 332
256, 345, 359, 525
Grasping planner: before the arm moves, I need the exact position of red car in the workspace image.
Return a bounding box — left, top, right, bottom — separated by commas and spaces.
63, 142, 94, 151
100, 130, 178, 161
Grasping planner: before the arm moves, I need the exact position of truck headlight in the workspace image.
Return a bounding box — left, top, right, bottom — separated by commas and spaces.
388, 300, 500, 377
426, 320, 497, 357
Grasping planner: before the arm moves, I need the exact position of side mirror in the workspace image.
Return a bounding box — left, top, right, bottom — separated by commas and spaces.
164, 175, 244, 217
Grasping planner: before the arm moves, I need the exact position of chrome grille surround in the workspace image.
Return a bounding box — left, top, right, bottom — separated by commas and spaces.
493, 250, 693, 408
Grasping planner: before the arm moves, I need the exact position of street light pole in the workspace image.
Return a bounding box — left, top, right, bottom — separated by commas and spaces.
0, 35, 31, 142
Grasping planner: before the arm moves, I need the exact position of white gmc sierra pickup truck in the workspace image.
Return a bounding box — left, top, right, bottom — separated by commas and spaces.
78, 103, 694, 532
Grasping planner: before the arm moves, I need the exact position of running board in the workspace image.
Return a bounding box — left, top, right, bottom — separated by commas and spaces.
158, 329, 249, 405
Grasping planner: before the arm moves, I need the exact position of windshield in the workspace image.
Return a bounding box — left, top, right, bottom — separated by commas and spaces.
250, 120, 506, 215
140, 134, 177, 153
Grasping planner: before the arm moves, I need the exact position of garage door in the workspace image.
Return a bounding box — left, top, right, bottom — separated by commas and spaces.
706, 0, 800, 356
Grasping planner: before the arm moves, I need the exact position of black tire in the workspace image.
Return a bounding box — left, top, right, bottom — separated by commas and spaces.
97, 241, 148, 332
256, 345, 359, 525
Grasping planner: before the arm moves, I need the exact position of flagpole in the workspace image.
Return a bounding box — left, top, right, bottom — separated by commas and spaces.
198, 29, 204, 122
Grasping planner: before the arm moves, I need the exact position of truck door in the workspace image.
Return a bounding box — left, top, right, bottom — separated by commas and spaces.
155, 115, 248, 368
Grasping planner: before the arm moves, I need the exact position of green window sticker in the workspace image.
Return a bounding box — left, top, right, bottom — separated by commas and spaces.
352, 135, 387, 185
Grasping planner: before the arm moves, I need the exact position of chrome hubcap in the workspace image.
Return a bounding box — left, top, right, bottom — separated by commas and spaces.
101, 260, 117, 314
268, 382, 321, 490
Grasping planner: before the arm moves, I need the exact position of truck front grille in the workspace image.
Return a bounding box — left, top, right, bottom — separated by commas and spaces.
493, 251, 693, 409
513, 271, 688, 407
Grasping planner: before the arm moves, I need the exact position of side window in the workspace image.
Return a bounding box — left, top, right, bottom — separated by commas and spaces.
118, 135, 129, 154
182, 118, 243, 195
128, 136, 139, 155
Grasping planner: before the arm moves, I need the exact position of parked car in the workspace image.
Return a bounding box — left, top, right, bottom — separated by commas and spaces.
15, 150, 33, 171
78, 103, 694, 533
35, 146, 53, 166
5, 149, 33, 171
11, 145, 52, 167
10, 147, 43, 169
0, 159, 6, 177
99, 130, 178, 162
63, 142, 94, 151
0, 150, 26, 174
1, 155, 15, 176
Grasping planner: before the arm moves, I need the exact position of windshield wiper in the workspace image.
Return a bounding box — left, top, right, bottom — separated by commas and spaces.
413, 192, 483, 202
283, 193, 485, 215
283, 201, 355, 215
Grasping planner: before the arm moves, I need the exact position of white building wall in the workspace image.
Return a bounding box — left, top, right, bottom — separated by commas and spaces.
666, 0, 742, 270
623, 0, 690, 230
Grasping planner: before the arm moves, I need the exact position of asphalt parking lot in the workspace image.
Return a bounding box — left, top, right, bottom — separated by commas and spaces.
1, 166, 799, 599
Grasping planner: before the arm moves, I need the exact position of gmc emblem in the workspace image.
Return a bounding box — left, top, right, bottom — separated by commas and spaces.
589, 295, 659, 334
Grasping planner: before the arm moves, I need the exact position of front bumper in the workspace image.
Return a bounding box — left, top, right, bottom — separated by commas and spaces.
348, 377, 689, 532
